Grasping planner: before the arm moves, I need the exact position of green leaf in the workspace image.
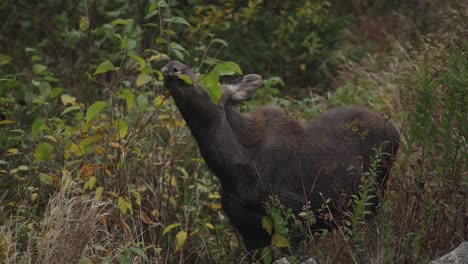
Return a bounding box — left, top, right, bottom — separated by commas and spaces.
157, 1, 168, 8
261, 248, 273, 264
31, 55, 41, 63
25, 47, 37, 53
111, 18, 134, 26
129, 247, 148, 260
32, 64, 48, 75
61, 106, 81, 116
174, 230, 188, 252
148, 3, 159, 12
121, 37, 136, 51
32, 117, 49, 137
162, 223, 181, 236
142, 23, 158, 28
136, 73, 151, 86
179, 74, 193, 85
115, 119, 128, 139
171, 49, 184, 61
116, 254, 131, 264
195, 61, 242, 104
94, 60, 116, 75
0, 54, 12, 66
85, 101, 107, 123
94, 245, 106, 252
163, 17, 191, 27
211, 38, 228, 47
50, 87, 64, 98
137, 94, 149, 109
169, 42, 187, 52
39, 173, 54, 185
39, 81, 51, 96
199, 71, 222, 103
214, 61, 242, 76
144, 9, 159, 20
34, 143, 54, 163
155, 37, 166, 44
118, 89, 135, 111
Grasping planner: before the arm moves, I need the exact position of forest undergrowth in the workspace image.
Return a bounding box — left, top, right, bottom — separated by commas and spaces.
0, 1, 466, 263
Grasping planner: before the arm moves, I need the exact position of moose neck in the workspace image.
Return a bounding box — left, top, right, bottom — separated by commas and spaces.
168, 81, 222, 137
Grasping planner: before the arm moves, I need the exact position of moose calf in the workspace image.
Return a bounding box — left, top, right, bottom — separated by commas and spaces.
162, 61, 399, 251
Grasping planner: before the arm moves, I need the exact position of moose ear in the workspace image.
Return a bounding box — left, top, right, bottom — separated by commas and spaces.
222, 74, 263, 102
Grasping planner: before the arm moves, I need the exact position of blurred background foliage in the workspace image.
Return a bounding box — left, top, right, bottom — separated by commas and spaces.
0, 0, 466, 263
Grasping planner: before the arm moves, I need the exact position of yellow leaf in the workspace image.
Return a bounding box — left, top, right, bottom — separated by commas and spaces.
208, 192, 221, 199
168, 196, 177, 209
138, 185, 147, 192
170, 177, 177, 188
162, 223, 180, 236
0, 119, 15, 125
189, 229, 199, 237
118, 196, 132, 215
262, 216, 273, 235
94, 145, 106, 155
95, 186, 104, 200
130, 190, 141, 206
68, 142, 85, 156
174, 231, 187, 253
271, 234, 289, 248
209, 203, 222, 210
151, 210, 160, 217
61, 94, 76, 105
7, 148, 19, 155
31, 193, 38, 203
44, 135, 58, 142
153, 95, 166, 107
18, 165, 28, 171
205, 223, 214, 230
26, 222, 35, 230
84, 176, 97, 190
147, 53, 169, 62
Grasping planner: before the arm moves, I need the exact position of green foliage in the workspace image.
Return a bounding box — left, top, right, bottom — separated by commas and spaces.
0, 0, 466, 263
344, 146, 385, 262
198, 61, 243, 103
394, 46, 467, 263
188, 0, 352, 90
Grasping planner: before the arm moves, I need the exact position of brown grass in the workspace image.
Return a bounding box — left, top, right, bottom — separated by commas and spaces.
37, 186, 109, 264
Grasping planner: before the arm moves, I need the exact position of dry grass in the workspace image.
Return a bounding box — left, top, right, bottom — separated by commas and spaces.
37, 184, 109, 264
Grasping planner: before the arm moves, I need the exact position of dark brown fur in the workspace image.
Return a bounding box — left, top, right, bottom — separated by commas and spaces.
162, 61, 400, 251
